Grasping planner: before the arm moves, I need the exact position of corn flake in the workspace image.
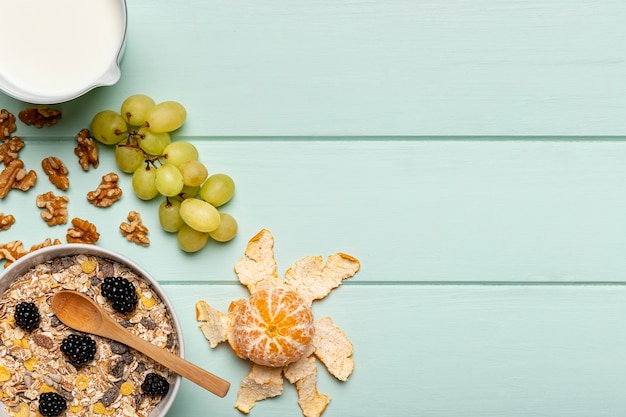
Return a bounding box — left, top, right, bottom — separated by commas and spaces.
23, 357, 37, 371
141, 296, 155, 309
120, 381, 134, 395
75, 374, 89, 390
0, 365, 10, 381
81, 259, 97, 274
13, 402, 29, 417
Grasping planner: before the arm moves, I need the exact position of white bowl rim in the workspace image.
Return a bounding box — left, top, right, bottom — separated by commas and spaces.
0, 243, 183, 417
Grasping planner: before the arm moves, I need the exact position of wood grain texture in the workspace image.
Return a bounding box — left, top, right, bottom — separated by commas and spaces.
168, 284, 626, 417
3, 0, 625, 136
1, 1, 625, 416
4, 138, 626, 283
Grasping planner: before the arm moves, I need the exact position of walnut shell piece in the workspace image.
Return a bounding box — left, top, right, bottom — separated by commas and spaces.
0, 159, 37, 198
0, 212, 15, 231
42, 156, 70, 190
66, 217, 100, 244
74, 128, 99, 171
87, 172, 122, 207
18, 107, 62, 128
36, 191, 69, 226
0, 109, 17, 140
119, 211, 150, 246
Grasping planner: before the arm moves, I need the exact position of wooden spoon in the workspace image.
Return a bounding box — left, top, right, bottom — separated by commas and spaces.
51, 290, 230, 398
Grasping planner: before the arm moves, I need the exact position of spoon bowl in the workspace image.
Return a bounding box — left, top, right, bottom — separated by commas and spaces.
52, 290, 230, 398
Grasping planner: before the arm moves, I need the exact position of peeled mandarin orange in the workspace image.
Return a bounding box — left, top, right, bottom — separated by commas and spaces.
231, 287, 314, 367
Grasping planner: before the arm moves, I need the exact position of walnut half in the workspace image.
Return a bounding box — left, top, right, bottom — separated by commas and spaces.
66, 218, 100, 244
74, 128, 99, 171
18, 107, 62, 128
36, 191, 69, 226
87, 172, 122, 207
120, 211, 150, 246
0, 159, 37, 198
42, 156, 69, 190
0, 240, 27, 268
0, 136, 25, 166
0, 212, 15, 231
0, 109, 17, 140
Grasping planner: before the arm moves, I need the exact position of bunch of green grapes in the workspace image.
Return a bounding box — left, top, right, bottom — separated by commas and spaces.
90, 94, 238, 252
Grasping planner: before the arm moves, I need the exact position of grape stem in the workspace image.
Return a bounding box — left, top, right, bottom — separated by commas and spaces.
118, 132, 166, 167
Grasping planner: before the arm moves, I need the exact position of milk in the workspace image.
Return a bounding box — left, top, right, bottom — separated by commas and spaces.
0, 0, 125, 102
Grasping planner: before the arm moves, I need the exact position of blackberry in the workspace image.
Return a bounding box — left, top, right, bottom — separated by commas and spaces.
141, 372, 170, 396
60, 334, 97, 367
14, 301, 40, 331
101, 276, 138, 313
38, 392, 67, 417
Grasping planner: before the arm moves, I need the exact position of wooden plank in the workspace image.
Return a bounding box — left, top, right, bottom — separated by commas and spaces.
2, 0, 625, 136
4, 138, 626, 283
166, 283, 626, 416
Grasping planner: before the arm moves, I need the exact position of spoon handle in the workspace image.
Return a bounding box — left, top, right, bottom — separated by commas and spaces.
104, 320, 230, 397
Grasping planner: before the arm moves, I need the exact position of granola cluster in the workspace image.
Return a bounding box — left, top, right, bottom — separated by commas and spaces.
0, 254, 178, 417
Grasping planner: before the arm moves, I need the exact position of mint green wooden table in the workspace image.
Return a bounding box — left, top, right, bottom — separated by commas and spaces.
2, 1, 626, 416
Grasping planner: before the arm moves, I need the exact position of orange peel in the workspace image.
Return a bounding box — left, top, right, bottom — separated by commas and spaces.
196, 229, 360, 416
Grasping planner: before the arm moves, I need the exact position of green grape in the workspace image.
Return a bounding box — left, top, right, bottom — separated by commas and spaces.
163, 141, 198, 167
91, 110, 128, 145
179, 198, 221, 232
208, 213, 238, 242
199, 173, 235, 207
137, 127, 171, 155
178, 184, 200, 199
132, 166, 159, 200
121, 94, 155, 126
155, 164, 184, 197
145, 101, 187, 133
158, 199, 185, 232
177, 224, 209, 253
179, 160, 208, 187
115, 144, 144, 173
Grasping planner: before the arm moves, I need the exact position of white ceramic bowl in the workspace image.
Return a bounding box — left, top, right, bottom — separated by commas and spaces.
0, 0, 127, 104
0, 244, 182, 417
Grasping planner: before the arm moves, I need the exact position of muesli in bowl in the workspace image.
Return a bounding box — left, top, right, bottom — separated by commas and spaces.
0, 244, 182, 417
